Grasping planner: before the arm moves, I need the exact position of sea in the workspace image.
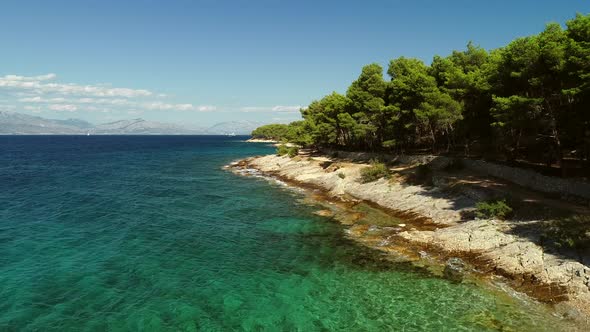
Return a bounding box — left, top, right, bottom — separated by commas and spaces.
0, 135, 574, 331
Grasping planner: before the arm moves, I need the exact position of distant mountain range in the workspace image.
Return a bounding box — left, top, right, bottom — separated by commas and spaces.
0, 111, 264, 135
202, 120, 264, 135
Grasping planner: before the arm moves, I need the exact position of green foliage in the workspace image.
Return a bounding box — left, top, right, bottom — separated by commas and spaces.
382, 139, 397, 149
251, 121, 314, 147
276, 145, 288, 156
360, 161, 390, 183
276, 145, 299, 157
251, 124, 290, 141
283, 121, 314, 147
540, 215, 590, 250
288, 147, 299, 157
414, 90, 463, 148
475, 199, 513, 220
338, 173, 346, 179
253, 13, 590, 168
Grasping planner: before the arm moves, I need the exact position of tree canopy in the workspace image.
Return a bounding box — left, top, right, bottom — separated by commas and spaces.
252, 13, 590, 172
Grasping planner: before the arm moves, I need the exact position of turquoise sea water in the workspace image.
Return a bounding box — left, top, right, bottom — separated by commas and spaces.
0, 136, 572, 331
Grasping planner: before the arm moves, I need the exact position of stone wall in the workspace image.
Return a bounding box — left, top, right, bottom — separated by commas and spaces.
321, 148, 590, 201
461, 159, 590, 201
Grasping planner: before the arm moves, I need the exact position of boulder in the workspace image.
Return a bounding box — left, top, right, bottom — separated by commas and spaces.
444, 257, 466, 282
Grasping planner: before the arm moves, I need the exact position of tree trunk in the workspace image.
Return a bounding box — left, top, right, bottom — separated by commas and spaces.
430, 126, 436, 153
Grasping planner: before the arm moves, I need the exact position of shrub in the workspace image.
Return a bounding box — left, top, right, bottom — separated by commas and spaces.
288, 147, 299, 158
382, 139, 397, 149
338, 173, 346, 179
276, 145, 288, 156
540, 215, 590, 250
276, 145, 299, 157
360, 161, 390, 183
475, 199, 513, 219
287, 147, 299, 157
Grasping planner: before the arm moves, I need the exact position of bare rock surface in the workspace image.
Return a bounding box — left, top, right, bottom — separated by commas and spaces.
234, 153, 590, 324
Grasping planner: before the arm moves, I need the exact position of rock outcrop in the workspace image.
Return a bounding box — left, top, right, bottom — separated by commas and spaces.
232, 153, 590, 324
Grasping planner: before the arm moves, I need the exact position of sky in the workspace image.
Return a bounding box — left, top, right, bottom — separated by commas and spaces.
0, 0, 588, 127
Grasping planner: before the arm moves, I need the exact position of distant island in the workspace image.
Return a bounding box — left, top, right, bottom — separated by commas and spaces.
0, 111, 264, 135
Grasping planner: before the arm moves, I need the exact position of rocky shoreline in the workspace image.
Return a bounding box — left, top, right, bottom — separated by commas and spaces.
229, 152, 590, 327
245, 138, 279, 143
245, 138, 299, 148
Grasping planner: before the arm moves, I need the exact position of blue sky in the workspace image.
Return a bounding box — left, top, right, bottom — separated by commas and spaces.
0, 0, 588, 127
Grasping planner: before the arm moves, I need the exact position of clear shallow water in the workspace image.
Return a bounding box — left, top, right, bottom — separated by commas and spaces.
0, 136, 571, 331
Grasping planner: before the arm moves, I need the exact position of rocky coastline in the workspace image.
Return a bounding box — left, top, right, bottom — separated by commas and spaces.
245, 138, 278, 143
229, 151, 590, 326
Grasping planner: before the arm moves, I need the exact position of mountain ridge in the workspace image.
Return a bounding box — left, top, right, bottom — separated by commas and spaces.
0, 111, 264, 135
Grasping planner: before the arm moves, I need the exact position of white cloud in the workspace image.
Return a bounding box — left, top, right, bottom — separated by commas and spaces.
17, 96, 217, 114
20, 96, 67, 103
197, 105, 216, 112
48, 104, 78, 112
19, 96, 133, 106
143, 102, 190, 111
0, 74, 152, 98
271, 105, 302, 112
4, 73, 56, 82
80, 98, 132, 105
143, 101, 216, 112
24, 105, 42, 112
1, 73, 304, 117
241, 105, 302, 113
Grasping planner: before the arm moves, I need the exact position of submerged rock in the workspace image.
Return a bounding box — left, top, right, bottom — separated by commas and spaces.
444, 257, 466, 282
313, 209, 334, 217
237, 153, 590, 322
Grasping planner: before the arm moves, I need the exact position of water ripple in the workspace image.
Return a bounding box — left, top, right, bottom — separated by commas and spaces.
0, 136, 577, 331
